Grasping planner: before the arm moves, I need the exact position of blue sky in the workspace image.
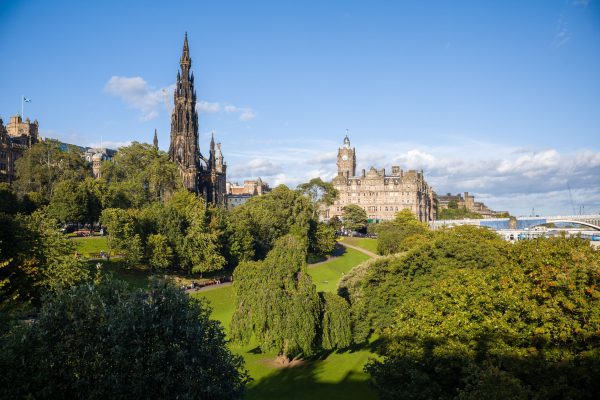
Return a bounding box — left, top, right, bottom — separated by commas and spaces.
1, 0, 599, 216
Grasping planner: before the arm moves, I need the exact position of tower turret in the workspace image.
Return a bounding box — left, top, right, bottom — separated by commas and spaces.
337, 134, 356, 178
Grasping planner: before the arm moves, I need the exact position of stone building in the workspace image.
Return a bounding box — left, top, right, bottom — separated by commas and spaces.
437, 192, 505, 218
225, 178, 270, 209
84, 147, 116, 179
0, 115, 39, 183
168, 33, 227, 205
327, 135, 436, 223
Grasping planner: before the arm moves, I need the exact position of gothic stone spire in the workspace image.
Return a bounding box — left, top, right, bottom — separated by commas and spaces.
169, 33, 200, 192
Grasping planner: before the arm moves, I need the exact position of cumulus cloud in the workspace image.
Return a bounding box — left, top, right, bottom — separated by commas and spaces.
105, 76, 255, 122
196, 101, 221, 114
220, 104, 256, 121
196, 102, 255, 121
104, 76, 174, 121
229, 158, 282, 178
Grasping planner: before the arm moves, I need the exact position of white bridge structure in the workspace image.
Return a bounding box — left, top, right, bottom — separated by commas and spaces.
431, 214, 600, 243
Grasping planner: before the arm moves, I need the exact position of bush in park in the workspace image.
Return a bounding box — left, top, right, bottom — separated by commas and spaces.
0, 278, 250, 399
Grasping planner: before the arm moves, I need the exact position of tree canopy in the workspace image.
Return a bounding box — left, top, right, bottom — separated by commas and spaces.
101, 190, 225, 273
375, 209, 430, 255
14, 139, 89, 203
0, 278, 250, 399
230, 234, 352, 360
100, 142, 181, 208
0, 209, 88, 307
227, 185, 331, 264
230, 235, 322, 359
342, 204, 368, 232
337, 223, 599, 399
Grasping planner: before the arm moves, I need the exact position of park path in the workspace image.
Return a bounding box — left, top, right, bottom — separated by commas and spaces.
338, 241, 380, 259
187, 281, 232, 294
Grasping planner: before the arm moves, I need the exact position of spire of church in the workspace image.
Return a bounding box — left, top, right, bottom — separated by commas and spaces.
210, 131, 215, 151
153, 129, 158, 150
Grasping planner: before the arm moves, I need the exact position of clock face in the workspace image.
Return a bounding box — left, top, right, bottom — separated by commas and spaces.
342, 154, 348, 161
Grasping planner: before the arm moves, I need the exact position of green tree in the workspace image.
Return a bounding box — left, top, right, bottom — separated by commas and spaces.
0, 183, 19, 214
376, 209, 429, 255
100, 208, 139, 261
297, 177, 338, 220
14, 139, 89, 203
342, 204, 368, 232
320, 292, 352, 350
0, 278, 250, 399
48, 179, 87, 224
0, 210, 88, 306
362, 235, 599, 400
339, 225, 508, 338
227, 185, 315, 262
309, 222, 337, 257
231, 235, 322, 360
438, 206, 483, 220
101, 142, 181, 208
328, 215, 342, 231
146, 233, 173, 270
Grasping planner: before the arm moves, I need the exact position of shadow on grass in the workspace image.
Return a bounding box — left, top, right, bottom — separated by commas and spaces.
85, 260, 151, 289
245, 359, 376, 400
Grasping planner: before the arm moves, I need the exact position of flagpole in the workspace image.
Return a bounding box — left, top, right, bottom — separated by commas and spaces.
21, 95, 24, 118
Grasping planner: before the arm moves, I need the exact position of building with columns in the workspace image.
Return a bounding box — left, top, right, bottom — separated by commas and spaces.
327, 135, 436, 223
168, 33, 227, 205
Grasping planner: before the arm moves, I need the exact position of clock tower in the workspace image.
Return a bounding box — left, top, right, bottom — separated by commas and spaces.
337, 135, 356, 178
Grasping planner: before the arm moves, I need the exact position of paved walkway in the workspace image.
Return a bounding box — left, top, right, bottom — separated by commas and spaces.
338, 241, 380, 259
186, 281, 232, 294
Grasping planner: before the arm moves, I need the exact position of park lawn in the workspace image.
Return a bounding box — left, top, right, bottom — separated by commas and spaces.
340, 237, 378, 254
86, 259, 151, 290
193, 247, 378, 400
308, 248, 370, 293
72, 236, 109, 257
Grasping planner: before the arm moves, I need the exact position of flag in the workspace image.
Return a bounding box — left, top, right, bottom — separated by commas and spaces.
23, 97, 31, 103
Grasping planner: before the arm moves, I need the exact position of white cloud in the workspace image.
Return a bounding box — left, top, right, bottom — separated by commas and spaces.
197, 101, 221, 113
221, 104, 256, 121
105, 76, 256, 123
104, 76, 174, 121
239, 109, 256, 121
229, 158, 282, 177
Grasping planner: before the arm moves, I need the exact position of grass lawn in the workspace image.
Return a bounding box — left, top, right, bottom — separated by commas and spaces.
340, 237, 379, 254
72, 236, 109, 257
193, 247, 377, 400
308, 248, 370, 293
86, 259, 151, 290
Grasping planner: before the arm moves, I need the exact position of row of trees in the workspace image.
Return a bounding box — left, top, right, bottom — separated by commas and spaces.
15, 141, 182, 226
